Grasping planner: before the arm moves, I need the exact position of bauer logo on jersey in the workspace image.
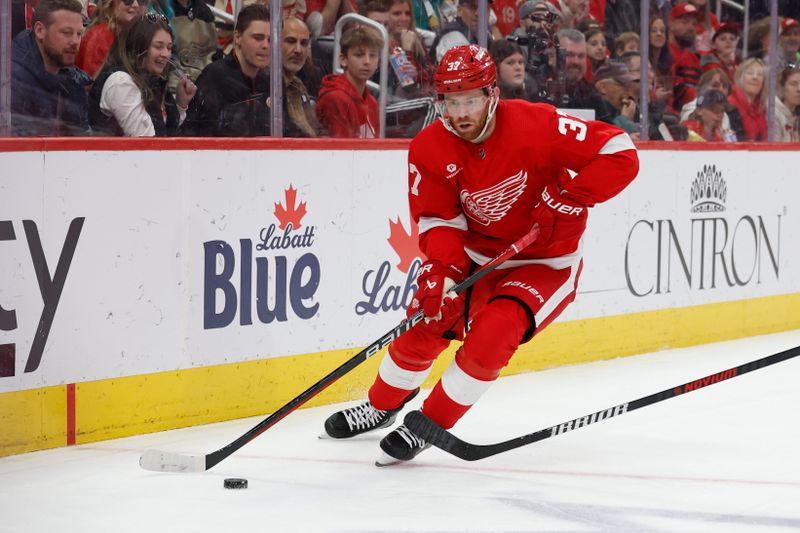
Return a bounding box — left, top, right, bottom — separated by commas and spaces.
459, 170, 527, 226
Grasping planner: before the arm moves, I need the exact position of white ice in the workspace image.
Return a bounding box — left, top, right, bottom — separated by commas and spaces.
1, 330, 799, 533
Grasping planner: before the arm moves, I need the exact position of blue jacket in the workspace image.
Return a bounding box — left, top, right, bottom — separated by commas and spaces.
11, 29, 92, 136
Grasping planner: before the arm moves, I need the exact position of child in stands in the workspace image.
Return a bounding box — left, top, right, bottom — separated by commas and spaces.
316, 26, 381, 138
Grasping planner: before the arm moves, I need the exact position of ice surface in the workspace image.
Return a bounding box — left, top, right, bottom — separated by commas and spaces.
1, 330, 799, 532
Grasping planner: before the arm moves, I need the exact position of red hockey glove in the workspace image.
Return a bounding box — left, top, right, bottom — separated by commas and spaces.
531, 183, 588, 246
408, 260, 464, 321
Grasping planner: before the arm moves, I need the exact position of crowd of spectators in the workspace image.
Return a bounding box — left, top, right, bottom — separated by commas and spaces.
7, 0, 800, 141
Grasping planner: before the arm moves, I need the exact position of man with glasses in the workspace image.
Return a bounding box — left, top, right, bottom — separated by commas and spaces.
11, 0, 91, 136
510, 0, 559, 41
321, 44, 638, 465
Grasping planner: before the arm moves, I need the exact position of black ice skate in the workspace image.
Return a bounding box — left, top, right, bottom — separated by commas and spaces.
323, 389, 419, 439
375, 423, 431, 466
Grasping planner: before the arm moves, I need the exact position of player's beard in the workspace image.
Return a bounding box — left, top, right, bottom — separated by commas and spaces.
452, 102, 495, 142
451, 114, 485, 141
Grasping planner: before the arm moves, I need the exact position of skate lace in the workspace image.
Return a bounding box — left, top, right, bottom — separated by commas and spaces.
395, 425, 427, 449
343, 402, 388, 431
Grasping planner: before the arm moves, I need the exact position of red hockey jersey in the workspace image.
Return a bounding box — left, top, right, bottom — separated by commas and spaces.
408, 99, 639, 273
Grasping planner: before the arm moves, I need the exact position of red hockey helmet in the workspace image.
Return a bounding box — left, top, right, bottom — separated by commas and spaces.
435, 44, 497, 94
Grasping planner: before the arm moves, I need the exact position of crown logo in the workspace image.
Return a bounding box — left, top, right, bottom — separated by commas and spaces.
690, 164, 727, 213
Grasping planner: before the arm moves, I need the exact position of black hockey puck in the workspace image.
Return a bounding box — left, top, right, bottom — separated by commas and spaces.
223, 478, 248, 489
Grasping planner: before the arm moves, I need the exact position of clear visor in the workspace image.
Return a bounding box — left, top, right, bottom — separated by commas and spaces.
439, 94, 490, 116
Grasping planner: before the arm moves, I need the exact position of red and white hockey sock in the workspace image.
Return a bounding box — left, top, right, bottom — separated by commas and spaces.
420, 297, 531, 429
421, 363, 493, 429
368, 347, 434, 411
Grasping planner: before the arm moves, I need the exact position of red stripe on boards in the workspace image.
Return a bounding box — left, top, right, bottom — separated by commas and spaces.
66, 383, 76, 446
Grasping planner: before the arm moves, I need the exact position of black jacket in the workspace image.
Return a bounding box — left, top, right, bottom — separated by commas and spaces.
182, 52, 271, 137
11, 29, 91, 136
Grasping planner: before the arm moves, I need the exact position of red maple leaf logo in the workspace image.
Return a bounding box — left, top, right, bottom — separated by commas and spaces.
387, 217, 425, 273
274, 185, 307, 230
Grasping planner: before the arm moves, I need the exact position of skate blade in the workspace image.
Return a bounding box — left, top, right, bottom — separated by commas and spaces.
318, 430, 335, 440
374, 451, 403, 467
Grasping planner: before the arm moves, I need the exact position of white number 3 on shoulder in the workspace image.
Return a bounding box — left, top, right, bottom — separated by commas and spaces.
556, 112, 587, 141
409, 163, 423, 196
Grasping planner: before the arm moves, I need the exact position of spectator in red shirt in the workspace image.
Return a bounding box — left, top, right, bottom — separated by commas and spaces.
701, 23, 739, 83
668, 2, 701, 112
681, 88, 727, 141
76, 0, 146, 77
728, 58, 768, 142
316, 26, 381, 137
687, 0, 720, 54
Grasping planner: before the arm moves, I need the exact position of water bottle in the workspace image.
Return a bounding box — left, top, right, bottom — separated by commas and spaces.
390, 47, 418, 88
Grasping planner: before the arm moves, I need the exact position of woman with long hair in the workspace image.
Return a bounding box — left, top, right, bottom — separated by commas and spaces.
776, 65, 800, 142
728, 58, 768, 142
76, 0, 147, 77
89, 13, 196, 136
648, 16, 674, 109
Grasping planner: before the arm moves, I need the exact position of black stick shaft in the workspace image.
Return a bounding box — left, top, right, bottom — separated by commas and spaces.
406, 344, 800, 461
203, 225, 540, 470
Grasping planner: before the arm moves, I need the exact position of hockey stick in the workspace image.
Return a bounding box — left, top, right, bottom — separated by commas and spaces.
139, 224, 540, 472
405, 344, 800, 461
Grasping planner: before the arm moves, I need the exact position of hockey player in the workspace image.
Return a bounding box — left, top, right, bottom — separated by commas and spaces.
323, 44, 639, 465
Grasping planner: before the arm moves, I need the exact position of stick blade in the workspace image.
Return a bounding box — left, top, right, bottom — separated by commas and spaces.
139, 449, 206, 473
404, 411, 475, 460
